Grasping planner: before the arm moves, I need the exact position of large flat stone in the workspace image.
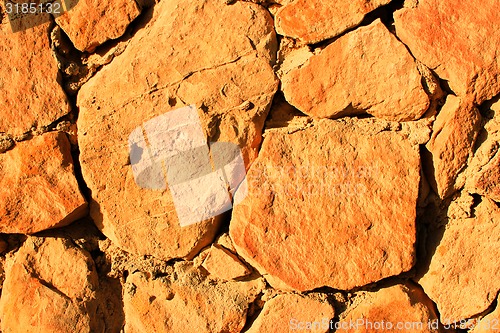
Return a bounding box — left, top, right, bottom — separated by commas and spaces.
230, 118, 421, 291
56, 0, 141, 52
77, 0, 278, 261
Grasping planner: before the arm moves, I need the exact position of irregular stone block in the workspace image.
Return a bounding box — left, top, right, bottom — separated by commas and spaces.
56, 0, 141, 52
77, 0, 278, 261
337, 284, 440, 333
123, 262, 264, 332
275, 0, 391, 44
281, 20, 429, 122
230, 118, 421, 291
418, 199, 500, 323
0, 132, 87, 234
0, 18, 70, 136
426, 96, 481, 198
248, 293, 335, 333
394, 0, 500, 104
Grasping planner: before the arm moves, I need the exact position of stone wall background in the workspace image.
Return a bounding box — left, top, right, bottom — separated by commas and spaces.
0, 0, 500, 331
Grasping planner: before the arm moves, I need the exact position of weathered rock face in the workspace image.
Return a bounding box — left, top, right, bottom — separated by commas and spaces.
0, 19, 70, 136
55, 0, 141, 52
275, 0, 391, 44
123, 262, 264, 333
247, 293, 335, 333
0, 237, 100, 332
230, 118, 421, 291
425, 96, 481, 198
77, 0, 278, 261
0, 132, 87, 234
466, 100, 500, 202
281, 20, 429, 121
337, 284, 440, 333
394, 0, 500, 104
418, 198, 500, 323
3, 0, 500, 328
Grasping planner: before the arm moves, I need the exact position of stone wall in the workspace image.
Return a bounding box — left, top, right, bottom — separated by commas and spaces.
1, 0, 500, 331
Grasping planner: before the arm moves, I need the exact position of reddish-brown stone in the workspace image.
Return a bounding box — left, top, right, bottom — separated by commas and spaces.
394, 0, 500, 104
275, 0, 391, 44
230, 118, 420, 291
281, 20, 429, 122
0, 19, 70, 136
0, 132, 87, 234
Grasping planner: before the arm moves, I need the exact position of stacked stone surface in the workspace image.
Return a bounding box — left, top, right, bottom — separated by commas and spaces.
0, 0, 499, 331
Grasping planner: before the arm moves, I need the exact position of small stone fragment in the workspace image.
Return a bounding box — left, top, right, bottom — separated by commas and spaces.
56, 0, 141, 52
202, 244, 251, 280
425, 95, 481, 198
0, 19, 70, 136
123, 261, 264, 332
418, 198, 500, 323
0, 132, 87, 234
337, 284, 440, 333
466, 100, 500, 202
247, 293, 335, 333
281, 20, 429, 122
470, 298, 500, 333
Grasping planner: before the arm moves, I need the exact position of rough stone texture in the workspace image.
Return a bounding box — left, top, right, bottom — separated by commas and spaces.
470, 298, 500, 333
281, 20, 429, 122
337, 284, 440, 333
201, 244, 251, 280
275, 0, 391, 44
0, 18, 70, 136
0, 132, 87, 234
123, 261, 264, 333
56, 0, 141, 52
247, 293, 335, 333
425, 95, 481, 198
0, 237, 100, 332
230, 118, 421, 291
466, 100, 500, 202
418, 198, 500, 323
394, 0, 500, 104
77, 0, 278, 261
